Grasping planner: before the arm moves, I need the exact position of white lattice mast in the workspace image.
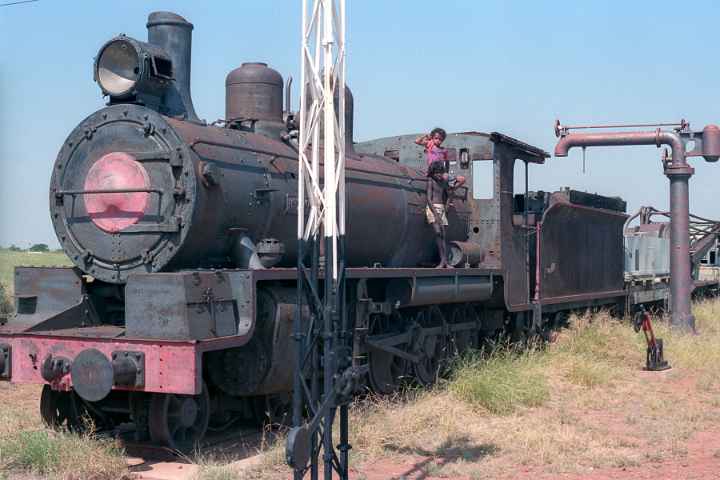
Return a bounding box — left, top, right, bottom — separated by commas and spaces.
292, 1, 348, 479
298, 0, 345, 276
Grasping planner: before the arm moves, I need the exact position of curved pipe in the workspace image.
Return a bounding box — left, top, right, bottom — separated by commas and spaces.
554, 128, 695, 331
554, 130, 684, 165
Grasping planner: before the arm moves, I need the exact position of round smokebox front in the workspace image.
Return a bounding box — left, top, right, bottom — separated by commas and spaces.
50, 104, 196, 283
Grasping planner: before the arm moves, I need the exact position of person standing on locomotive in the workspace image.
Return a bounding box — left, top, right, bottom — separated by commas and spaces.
417, 128, 465, 268
415, 127, 466, 188
426, 161, 453, 268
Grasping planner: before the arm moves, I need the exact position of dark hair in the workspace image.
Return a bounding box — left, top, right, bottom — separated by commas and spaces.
427, 160, 446, 177
430, 127, 447, 140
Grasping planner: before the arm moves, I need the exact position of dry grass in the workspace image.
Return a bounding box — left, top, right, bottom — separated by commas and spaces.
0, 384, 128, 480
193, 428, 288, 480
232, 303, 720, 479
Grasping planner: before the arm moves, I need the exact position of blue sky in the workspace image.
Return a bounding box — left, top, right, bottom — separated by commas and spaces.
2, 0, 720, 248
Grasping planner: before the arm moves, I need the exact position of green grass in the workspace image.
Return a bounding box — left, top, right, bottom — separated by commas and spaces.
447, 312, 644, 413
644, 299, 720, 379
0, 427, 126, 480
0, 249, 71, 300
548, 311, 642, 365
449, 345, 550, 414
545, 311, 643, 388
0, 430, 60, 473
0, 284, 11, 316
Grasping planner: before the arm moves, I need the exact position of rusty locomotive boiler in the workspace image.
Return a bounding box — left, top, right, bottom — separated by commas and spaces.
3, 10, 711, 451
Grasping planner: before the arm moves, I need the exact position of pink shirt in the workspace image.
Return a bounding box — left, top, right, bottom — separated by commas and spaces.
426, 143, 448, 167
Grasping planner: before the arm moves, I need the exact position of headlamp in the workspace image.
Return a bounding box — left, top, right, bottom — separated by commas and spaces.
94, 35, 172, 100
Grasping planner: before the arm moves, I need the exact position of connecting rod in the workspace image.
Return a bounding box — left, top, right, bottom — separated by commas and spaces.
555, 129, 695, 331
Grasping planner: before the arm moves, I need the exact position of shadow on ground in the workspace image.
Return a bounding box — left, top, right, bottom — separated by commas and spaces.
381, 434, 498, 479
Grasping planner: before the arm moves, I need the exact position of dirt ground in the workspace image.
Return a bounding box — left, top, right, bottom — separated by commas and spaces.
344, 368, 720, 480
225, 364, 720, 480
352, 429, 720, 480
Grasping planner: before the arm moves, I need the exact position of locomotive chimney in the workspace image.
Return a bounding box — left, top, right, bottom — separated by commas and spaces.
146, 11, 199, 122
340, 85, 354, 152
308, 83, 354, 151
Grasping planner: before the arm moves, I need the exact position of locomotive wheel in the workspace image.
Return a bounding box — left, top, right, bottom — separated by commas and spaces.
412, 307, 446, 386
368, 350, 408, 394
40, 385, 103, 432
148, 383, 210, 452
368, 311, 409, 394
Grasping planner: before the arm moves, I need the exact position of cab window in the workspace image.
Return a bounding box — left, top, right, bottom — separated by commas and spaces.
472, 160, 493, 199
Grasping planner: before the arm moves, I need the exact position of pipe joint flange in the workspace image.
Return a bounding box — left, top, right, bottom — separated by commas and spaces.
664, 163, 694, 178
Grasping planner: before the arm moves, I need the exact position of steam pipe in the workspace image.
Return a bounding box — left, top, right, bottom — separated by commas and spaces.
147, 11, 199, 122
554, 129, 695, 331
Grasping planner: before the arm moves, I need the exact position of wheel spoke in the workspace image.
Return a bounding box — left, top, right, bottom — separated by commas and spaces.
149, 384, 209, 452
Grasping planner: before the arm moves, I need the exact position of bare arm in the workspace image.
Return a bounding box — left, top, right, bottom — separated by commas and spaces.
415, 134, 430, 146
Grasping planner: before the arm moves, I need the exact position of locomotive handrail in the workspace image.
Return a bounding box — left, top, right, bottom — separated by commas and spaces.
54, 187, 179, 232
54, 187, 164, 196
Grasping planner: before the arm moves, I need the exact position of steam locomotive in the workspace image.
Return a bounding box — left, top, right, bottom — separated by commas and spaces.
1, 11, 713, 450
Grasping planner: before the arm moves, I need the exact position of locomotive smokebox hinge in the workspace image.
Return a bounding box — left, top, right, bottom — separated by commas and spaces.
0, 344, 10, 379
143, 121, 156, 137
84, 127, 97, 140
81, 250, 94, 265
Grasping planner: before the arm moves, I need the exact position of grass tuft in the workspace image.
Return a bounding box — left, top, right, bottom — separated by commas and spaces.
0, 284, 11, 316
449, 345, 549, 414
564, 357, 612, 388
549, 310, 641, 366
651, 299, 720, 373
195, 464, 241, 480
0, 413, 127, 480
0, 430, 60, 474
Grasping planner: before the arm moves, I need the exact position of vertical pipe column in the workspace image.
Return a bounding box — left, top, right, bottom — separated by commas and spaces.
666, 162, 695, 330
